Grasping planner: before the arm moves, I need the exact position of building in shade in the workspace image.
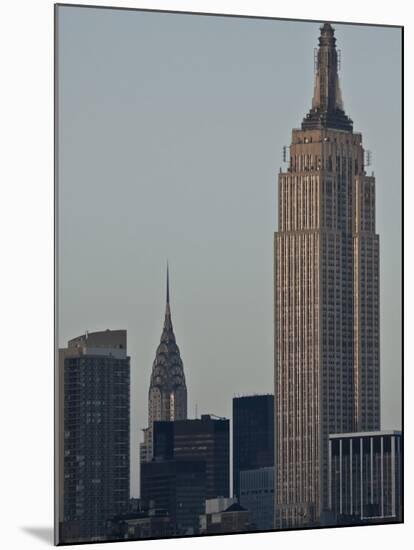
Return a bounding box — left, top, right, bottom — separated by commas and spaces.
239, 467, 274, 531
204, 497, 236, 515
140, 459, 206, 535
108, 508, 175, 541
141, 266, 187, 463
328, 431, 402, 524
153, 420, 174, 461
107, 508, 174, 541
57, 330, 130, 543
199, 502, 255, 535
153, 414, 230, 499
232, 395, 274, 499
274, 23, 380, 528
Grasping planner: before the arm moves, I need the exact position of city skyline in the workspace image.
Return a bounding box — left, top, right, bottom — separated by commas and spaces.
57, 6, 402, 499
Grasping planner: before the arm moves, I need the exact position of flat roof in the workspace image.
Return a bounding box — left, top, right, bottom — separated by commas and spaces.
329, 430, 401, 439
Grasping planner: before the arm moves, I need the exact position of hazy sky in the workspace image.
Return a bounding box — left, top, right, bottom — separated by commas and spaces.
57, 6, 402, 496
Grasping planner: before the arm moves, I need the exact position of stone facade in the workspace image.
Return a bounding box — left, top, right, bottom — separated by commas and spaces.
274, 23, 380, 528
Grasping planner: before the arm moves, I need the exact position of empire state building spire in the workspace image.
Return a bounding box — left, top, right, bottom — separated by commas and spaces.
275, 22, 379, 528
302, 23, 353, 131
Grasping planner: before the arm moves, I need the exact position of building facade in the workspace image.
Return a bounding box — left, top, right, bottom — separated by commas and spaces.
107, 508, 174, 541
153, 414, 230, 499
58, 330, 130, 543
141, 267, 187, 463
199, 502, 254, 535
232, 395, 274, 499
140, 459, 206, 535
239, 467, 274, 531
328, 431, 402, 524
274, 23, 380, 528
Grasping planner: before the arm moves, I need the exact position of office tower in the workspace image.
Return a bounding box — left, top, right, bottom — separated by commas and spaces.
153, 420, 174, 461
58, 330, 130, 543
140, 459, 206, 535
141, 266, 187, 463
239, 467, 274, 531
232, 395, 274, 499
153, 414, 230, 499
328, 431, 402, 523
274, 23, 380, 528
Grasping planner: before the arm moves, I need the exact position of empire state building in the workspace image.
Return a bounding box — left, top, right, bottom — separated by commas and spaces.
274, 23, 380, 528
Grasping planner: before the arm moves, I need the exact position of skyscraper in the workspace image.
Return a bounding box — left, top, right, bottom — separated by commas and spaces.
153, 415, 230, 499
141, 266, 187, 463
232, 395, 274, 500
274, 23, 380, 528
58, 330, 130, 543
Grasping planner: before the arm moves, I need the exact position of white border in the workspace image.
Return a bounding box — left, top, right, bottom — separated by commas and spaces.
0, 1, 410, 549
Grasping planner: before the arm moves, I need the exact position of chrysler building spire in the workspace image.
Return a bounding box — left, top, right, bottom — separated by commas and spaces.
140, 265, 188, 463
166, 261, 170, 305
302, 23, 353, 131
164, 262, 172, 331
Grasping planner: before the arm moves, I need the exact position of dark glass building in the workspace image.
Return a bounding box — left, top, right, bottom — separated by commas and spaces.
140, 459, 206, 535
328, 431, 402, 524
239, 467, 274, 531
153, 414, 230, 499
232, 395, 274, 499
58, 330, 130, 544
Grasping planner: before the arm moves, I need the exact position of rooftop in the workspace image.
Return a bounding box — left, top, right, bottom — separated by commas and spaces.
329, 430, 402, 439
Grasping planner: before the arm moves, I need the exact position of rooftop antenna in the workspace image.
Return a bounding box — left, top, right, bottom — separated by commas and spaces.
195, 403, 198, 419
364, 150, 372, 167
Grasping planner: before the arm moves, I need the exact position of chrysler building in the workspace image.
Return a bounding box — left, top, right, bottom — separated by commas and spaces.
140, 266, 188, 463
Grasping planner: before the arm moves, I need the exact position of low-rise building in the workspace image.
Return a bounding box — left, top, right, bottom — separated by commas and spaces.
200, 500, 255, 534
107, 508, 174, 540
328, 431, 402, 525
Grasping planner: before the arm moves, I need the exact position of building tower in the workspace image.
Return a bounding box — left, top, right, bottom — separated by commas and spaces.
274, 23, 380, 528
58, 330, 130, 543
141, 266, 188, 462
232, 395, 274, 500
152, 415, 230, 499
